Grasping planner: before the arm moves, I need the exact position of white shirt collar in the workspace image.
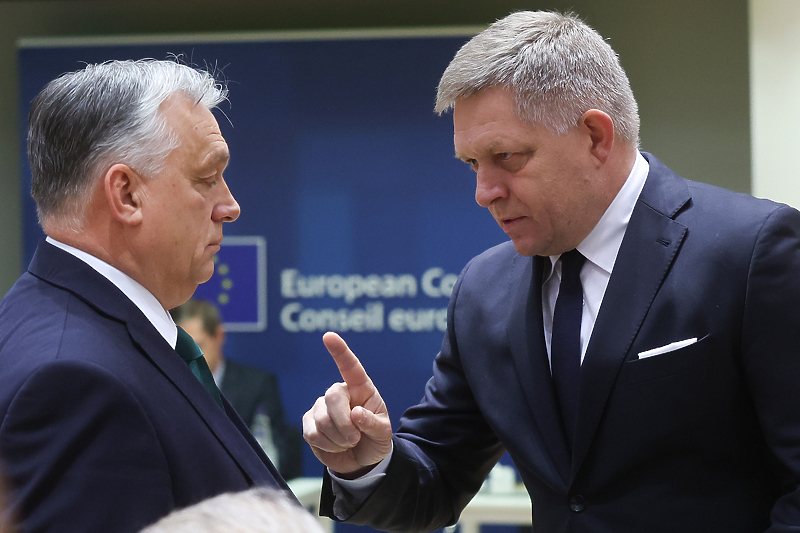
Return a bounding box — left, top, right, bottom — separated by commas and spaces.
45, 236, 178, 348
548, 151, 649, 274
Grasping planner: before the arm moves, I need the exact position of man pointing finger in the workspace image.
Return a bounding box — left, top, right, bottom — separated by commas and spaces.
304, 332, 392, 478
303, 10, 800, 533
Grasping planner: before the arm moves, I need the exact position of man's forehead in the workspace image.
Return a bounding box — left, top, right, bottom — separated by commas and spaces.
159, 95, 230, 168
452, 115, 521, 154
160, 93, 220, 132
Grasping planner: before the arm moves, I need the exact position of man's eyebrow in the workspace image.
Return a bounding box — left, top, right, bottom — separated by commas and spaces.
454, 150, 474, 161
203, 147, 231, 169
454, 141, 502, 161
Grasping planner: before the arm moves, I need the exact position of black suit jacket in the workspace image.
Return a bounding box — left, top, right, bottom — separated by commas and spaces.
220, 360, 303, 480
322, 153, 800, 532
0, 242, 287, 533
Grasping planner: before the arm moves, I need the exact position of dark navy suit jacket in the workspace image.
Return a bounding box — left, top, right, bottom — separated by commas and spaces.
322, 153, 800, 532
0, 242, 287, 533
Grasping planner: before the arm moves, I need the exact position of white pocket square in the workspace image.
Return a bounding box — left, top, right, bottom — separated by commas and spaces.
638, 338, 698, 359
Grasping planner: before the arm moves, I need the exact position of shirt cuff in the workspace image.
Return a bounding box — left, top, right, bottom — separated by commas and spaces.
328, 445, 394, 518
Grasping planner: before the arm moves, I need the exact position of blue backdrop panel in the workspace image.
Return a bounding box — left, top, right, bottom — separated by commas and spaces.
19, 31, 514, 532
194, 235, 267, 331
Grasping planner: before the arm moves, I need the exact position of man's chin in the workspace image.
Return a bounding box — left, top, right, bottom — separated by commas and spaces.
511, 238, 541, 257
510, 235, 562, 257
195, 265, 215, 285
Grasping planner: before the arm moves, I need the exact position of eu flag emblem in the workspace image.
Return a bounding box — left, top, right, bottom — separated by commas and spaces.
193, 235, 267, 332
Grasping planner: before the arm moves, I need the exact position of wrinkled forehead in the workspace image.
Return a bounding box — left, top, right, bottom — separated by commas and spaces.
160, 94, 230, 167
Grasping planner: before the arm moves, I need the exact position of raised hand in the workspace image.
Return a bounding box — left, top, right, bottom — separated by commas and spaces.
302, 331, 393, 477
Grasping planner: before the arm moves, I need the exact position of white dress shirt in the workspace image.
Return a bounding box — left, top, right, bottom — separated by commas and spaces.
332, 152, 650, 512
543, 151, 649, 365
45, 236, 178, 348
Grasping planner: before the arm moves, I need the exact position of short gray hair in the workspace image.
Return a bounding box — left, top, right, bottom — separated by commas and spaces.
139, 488, 326, 533
436, 11, 639, 145
28, 58, 228, 230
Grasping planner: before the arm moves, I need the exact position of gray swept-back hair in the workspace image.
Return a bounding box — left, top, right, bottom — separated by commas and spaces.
435, 11, 639, 145
139, 487, 325, 533
28, 58, 228, 231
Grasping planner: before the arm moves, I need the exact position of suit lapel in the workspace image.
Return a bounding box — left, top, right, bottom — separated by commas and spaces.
29, 241, 283, 489
508, 255, 572, 484
127, 324, 285, 489
571, 153, 690, 474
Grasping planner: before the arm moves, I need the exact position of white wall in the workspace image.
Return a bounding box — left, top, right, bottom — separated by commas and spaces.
750, 0, 800, 207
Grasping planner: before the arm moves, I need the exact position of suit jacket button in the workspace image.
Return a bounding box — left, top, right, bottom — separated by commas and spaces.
569, 495, 586, 512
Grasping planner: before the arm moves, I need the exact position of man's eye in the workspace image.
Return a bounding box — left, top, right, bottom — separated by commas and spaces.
466, 159, 479, 171
499, 152, 513, 160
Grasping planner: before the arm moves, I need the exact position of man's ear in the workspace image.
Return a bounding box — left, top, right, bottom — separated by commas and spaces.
104, 163, 144, 225
579, 109, 615, 165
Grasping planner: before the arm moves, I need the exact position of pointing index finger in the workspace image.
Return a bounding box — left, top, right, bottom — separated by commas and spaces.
322, 331, 371, 388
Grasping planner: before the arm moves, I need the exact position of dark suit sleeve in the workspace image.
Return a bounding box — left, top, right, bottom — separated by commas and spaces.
741, 206, 800, 531
0, 360, 173, 533
320, 259, 506, 532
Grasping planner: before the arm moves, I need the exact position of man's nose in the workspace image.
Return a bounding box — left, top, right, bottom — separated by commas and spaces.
214, 179, 241, 222
475, 168, 507, 208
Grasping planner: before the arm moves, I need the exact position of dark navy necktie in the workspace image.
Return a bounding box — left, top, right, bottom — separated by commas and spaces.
550, 249, 586, 450
175, 326, 223, 409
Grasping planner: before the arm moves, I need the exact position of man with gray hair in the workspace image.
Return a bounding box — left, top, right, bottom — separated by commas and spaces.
304, 11, 800, 532
0, 59, 287, 532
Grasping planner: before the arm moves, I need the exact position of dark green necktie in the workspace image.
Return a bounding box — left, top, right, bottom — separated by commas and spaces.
175, 326, 223, 409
